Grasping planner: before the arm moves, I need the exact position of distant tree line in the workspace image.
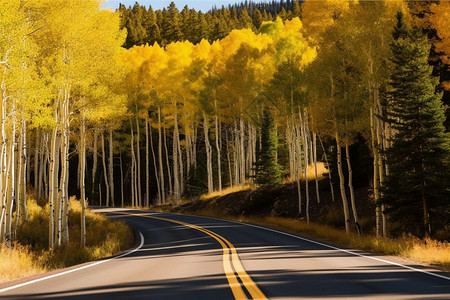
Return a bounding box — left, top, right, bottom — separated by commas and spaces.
118, 0, 302, 47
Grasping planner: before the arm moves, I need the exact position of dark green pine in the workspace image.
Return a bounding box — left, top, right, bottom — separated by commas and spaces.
255, 111, 283, 189
382, 11, 450, 238
161, 2, 183, 45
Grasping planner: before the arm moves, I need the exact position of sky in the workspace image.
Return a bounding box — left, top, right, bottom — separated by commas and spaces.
102, 1, 249, 12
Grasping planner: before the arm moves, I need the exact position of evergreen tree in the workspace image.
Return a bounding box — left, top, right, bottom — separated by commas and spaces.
255, 110, 283, 188
382, 11, 450, 237
291, 0, 302, 19
253, 8, 263, 29
161, 2, 183, 45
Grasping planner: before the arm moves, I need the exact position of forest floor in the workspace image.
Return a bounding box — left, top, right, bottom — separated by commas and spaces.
153, 179, 450, 272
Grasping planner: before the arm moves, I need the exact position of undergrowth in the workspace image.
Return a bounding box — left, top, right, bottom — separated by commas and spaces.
0, 197, 132, 283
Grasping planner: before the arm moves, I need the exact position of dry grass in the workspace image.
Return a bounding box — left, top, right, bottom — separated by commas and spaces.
284, 162, 328, 183
0, 244, 45, 284
200, 184, 256, 200
180, 209, 450, 271
1, 197, 132, 283
406, 238, 450, 270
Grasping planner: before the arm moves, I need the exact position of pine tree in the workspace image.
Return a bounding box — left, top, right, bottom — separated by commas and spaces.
255, 110, 283, 188
383, 11, 450, 237
161, 2, 183, 45
253, 8, 263, 30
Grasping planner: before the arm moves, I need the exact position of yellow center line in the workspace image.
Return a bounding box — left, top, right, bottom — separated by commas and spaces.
111, 211, 267, 300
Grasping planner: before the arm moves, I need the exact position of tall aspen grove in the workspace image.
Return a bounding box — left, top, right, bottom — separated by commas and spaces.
1, 0, 449, 252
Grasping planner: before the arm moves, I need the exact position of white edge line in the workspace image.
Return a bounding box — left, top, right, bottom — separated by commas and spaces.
166, 212, 450, 282
237, 221, 450, 281
0, 231, 145, 294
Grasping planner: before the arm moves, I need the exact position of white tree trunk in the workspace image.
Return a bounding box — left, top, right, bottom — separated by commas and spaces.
163, 126, 172, 196
135, 114, 141, 206
313, 132, 320, 204
318, 135, 335, 203
145, 115, 150, 207
119, 149, 124, 208
370, 107, 382, 238
130, 123, 136, 207
101, 131, 110, 207
336, 133, 351, 234
109, 129, 115, 207
92, 129, 98, 203
226, 129, 233, 187
158, 107, 165, 203
203, 112, 213, 194
295, 123, 302, 214
346, 144, 361, 235
300, 111, 310, 223
80, 102, 86, 248
149, 123, 161, 204
215, 116, 222, 191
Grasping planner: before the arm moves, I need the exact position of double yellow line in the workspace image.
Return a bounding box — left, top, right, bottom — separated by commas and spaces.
113, 211, 267, 300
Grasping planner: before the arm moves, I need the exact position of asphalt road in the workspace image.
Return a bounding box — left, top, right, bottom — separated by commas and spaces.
1, 208, 449, 299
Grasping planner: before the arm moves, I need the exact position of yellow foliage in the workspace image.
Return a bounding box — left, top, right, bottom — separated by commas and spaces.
430, 2, 450, 68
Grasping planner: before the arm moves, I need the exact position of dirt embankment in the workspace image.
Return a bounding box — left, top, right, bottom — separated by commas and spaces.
158, 179, 375, 234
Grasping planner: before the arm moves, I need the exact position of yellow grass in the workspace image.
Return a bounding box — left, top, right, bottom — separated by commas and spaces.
406, 238, 450, 269
1, 197, 132, 283
0, 244, 45, 284
284, 162, 328, 183
201, 184, 256, 200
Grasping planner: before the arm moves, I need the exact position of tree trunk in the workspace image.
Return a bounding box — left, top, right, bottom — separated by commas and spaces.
80, 102, 86, 248
48, 118, 59, 249
295, 123, 302, 214
226, 128, 233, 187
215, 116, 222, 191
130, 122, 136, 207
203, 112, 213, 194
149, 123, 161, 204
21, 120, 27, 221
173, 112, 180, 200
92, 129, 98, 202
145, 115, 150, 207
163, 125, 172, 196
300, 111, 310, 223
318, 134, 335, 202
119, 149, 124, 208
101, 131, 110, 207
108, 129, 115, 207
336, 133, 351, 234
34, 130, 40, 200
313, 132, 320, 204
346, 144, 361, 235
158, 107, 165, 203
239, 118, 245, 185
370, 107, 382, 238
6, 103, 16, 246
135, 114, 141, 206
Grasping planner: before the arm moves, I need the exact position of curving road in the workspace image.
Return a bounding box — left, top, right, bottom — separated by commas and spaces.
1, 208, 449, 299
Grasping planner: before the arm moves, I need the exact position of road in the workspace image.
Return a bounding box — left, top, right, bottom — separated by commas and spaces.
1, 208, 449, 299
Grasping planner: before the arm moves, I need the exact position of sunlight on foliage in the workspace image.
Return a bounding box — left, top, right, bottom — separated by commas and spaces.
1, 197, 132, 283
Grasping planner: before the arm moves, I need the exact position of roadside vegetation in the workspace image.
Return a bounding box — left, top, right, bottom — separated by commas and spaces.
162, 209, 450, 271
155, 182, 450, 272
0, 198, 132, 284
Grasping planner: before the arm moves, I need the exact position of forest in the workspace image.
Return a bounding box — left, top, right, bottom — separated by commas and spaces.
0, 0, 449, 254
